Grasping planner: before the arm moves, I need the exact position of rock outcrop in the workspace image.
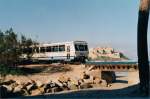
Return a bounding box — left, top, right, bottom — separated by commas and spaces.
89, 47, 128, 61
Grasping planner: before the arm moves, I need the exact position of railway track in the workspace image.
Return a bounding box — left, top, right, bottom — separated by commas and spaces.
85, 61, 138, 72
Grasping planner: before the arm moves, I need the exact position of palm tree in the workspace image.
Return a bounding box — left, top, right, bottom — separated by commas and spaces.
137, 0, 150, 96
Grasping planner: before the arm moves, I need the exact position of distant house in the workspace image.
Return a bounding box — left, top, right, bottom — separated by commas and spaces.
89, 47, 123, 60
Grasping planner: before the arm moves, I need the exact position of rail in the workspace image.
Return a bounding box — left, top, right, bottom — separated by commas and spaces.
85, 61, 138, 72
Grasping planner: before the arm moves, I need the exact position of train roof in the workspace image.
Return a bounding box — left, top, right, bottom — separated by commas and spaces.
31, 41, 88, 47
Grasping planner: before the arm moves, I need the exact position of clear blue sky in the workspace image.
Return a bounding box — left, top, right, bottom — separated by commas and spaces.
0, 0, 150, 59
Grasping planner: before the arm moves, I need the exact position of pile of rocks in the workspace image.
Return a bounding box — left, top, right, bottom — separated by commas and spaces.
0, 71, 115, 98
0, 79, 62, 98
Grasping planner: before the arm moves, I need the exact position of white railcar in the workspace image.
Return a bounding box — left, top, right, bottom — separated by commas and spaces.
21, 41, 89, 63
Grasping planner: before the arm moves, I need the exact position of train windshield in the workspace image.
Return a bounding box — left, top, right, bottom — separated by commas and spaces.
75, 44, 88, 51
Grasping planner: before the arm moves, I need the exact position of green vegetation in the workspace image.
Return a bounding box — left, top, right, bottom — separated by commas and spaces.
120, 53, 129, 60
0, 28, 36, 75
0, 64, 25, 76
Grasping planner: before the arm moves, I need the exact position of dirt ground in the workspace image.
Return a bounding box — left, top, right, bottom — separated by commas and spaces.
1, 64, 142, 98
3, 64, 139, 88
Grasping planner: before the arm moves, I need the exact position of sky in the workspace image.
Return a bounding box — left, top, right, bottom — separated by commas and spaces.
0, 0, 150, 59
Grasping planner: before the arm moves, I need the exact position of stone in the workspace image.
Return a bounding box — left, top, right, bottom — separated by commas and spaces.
26, 83, 37, 92
84, 79, 93, 84
50, 82, 59, 88
45, 88, 52, 93
21, 89, 30, 96
10, 82, 19, 89
43, 81, 60, 93
1, 79, 16, 85
80, 83, 92, 89
54, 80, 63, 87
70, 79, 79, 85
51, 87, 62, 93
69, 84, 78, 90
31, 89, 43, 96
100, 80, 107, 87
2, 85, 13, 92
36, 81, 44, 88
61, 86, 69, 91
13, 84, 24, 93
58, 75, 70, 83
16, 80, 23, 85
88, 66, 95, 71
38, 87, 45, 94
82, 71, 90, 79
77, 79, 84, 86
24, 82, 32, 87
0, 85, 8, 98
93, 76, 101, 84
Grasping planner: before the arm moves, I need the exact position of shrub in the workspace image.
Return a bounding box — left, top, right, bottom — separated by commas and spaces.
0, 64, 25, 76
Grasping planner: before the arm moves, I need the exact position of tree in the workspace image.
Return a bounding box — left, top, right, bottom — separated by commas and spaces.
137, 0, 150, 96
20, 35, 37, 60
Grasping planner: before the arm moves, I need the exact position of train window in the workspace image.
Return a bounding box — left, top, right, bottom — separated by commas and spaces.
84, 45, 88, 51
51, 46, 54, 52
35, 47, 39, 53
75, 44, 88, 51
75, 45, 79, 51
46, 46, 51, 52
54, 46, 59, 52
59, 45, 65, 52
40, 47, 45, 53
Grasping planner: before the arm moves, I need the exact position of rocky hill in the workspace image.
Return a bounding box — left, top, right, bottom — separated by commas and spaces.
89, 47, 128, 61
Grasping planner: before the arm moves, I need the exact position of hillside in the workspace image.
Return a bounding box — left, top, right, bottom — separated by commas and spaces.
89, 47, 129, 61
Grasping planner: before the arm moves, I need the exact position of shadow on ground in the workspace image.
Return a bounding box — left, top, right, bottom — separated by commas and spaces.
19, 84, 149, 98
19, 65, 72, 75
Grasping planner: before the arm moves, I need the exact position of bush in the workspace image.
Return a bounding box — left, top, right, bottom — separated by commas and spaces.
0, 64, 25, 76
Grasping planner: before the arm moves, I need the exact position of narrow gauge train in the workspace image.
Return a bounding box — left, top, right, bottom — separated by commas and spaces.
20, 41, 89, 63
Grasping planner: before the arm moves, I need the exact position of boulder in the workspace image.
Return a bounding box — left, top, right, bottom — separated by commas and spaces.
93, 76, 101, 84
2, 85, 13, 92
61, 86, 69, 91
84, 79, 93, 84
70, 79, 79, 85
10, 82, 19, 89
80, 83, 92, 89
58, 75, 70, 83
0, 85, 8, 98
45, 88, 52, 93
23, 82, 32, 88
51, 87, 62, 93
1, 80, 16, 85
69, 84, 78, 90
31, 89, 43, 96
54, 80, 63, 87
39, 86, 46, 94
16, 80, 23, 85
36, 81, 44, 88
26, 83, 37, 92
77, 79, 84, 86
81, 71, 90, 79
21, 89, 30, 96
43, 81, 60, 93
13, 84, 24, 93
100, 80, 107, 87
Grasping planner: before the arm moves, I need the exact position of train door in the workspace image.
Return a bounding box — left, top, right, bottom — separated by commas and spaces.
67, 46, 70, 59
